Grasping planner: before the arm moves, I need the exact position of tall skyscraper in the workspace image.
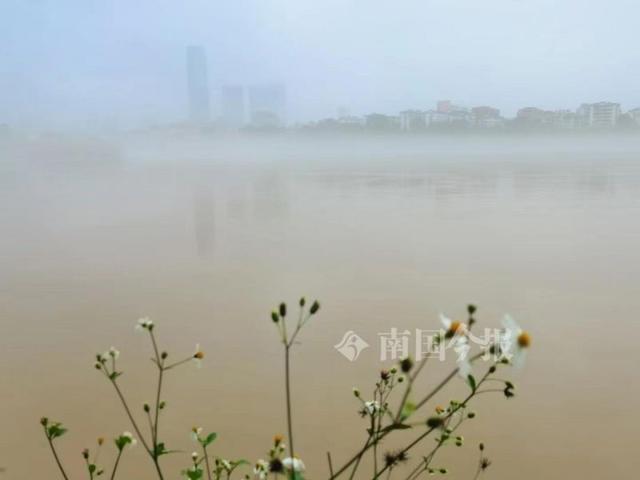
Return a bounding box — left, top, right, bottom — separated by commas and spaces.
221, 85, 245, 128
186, 45, 211, 124
248, 84, 286, 128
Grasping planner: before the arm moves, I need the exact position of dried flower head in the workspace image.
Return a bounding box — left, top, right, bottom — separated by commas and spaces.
400, 357, 414, 373
193, 344, 205, 367
268, 458, 284, 473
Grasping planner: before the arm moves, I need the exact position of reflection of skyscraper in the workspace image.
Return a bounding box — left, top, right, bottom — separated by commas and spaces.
221, 85, 245, 128
186, 45, 211, 124
248, 84, 286, 127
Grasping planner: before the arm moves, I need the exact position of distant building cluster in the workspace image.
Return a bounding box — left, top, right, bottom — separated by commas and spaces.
298, 100, 640, 134
177, 45, 640, 135
186, 45, 287, 130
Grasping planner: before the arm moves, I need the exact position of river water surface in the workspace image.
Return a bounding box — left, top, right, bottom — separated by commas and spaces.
2, 135, 639, 479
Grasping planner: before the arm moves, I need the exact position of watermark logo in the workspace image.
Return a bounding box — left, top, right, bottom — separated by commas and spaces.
334, 331, 370, 361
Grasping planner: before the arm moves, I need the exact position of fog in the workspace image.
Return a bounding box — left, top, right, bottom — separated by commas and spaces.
1, 0, 640, 130
2, 2, 640, 480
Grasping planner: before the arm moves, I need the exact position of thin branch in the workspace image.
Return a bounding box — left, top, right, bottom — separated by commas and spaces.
45, 435, 70, 480
109, 450, 123, 480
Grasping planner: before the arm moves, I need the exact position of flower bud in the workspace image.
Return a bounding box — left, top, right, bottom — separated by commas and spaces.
279, 303, 287, 317
479, 443, 485, 451
310, 300, 320, 314
488, 365, 497, 374
97, 437, 104, 446
159, 401, 166, 409
143, 403, 150, 413
82, 448, 90, 459
161, 351, 168, 360
271, 311, 279, 323
400, 357, 414, 373
467, 304, 477, 315
352, 387, 361, 398
299, 297, 306, 307
426, 417, 444, 429
40, 417, 48, 426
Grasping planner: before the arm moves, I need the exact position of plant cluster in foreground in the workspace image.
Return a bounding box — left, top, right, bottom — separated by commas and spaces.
41, 301, 531, 480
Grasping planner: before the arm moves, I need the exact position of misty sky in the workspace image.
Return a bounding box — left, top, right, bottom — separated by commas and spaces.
1, 0, 639, 130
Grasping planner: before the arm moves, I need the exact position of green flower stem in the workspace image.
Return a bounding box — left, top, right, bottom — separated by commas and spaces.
149, 330, 166, 480
329, 351, 489, 480
284, 344, 295, 478
371, 363, 497, 480
44, 432, 70, 480
109, 449, 123, 480
202, 444, 213, 480
108, 377, 152, 454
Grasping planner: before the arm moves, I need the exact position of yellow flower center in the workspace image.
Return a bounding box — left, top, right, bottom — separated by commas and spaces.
446, 321, 464, 337
517, 332, 531, 348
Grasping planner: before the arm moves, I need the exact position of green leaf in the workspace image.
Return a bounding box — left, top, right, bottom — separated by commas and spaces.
154, 443, 167, 457
47, 424, 67, 439
203, 432, 217, 447
467, 374, 477, 392
380, 423, 412, 434
400, 401, 417, 420
183, 467, 203, 480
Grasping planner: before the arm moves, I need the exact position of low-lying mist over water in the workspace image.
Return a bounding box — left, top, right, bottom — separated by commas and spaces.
3, 0, 640, 478
2, 135, 640, 478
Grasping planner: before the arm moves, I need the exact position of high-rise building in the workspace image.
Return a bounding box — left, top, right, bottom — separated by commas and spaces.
220, 85, 245, 128
186, 45, 211, 124
577, 102, 621, 128
248, 84, 286, 128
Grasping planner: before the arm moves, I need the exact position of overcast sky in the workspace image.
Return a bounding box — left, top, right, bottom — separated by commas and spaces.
1, 0, 639, 129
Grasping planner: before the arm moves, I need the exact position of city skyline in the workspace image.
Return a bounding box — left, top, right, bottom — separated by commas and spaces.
2, 1, 640, 130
